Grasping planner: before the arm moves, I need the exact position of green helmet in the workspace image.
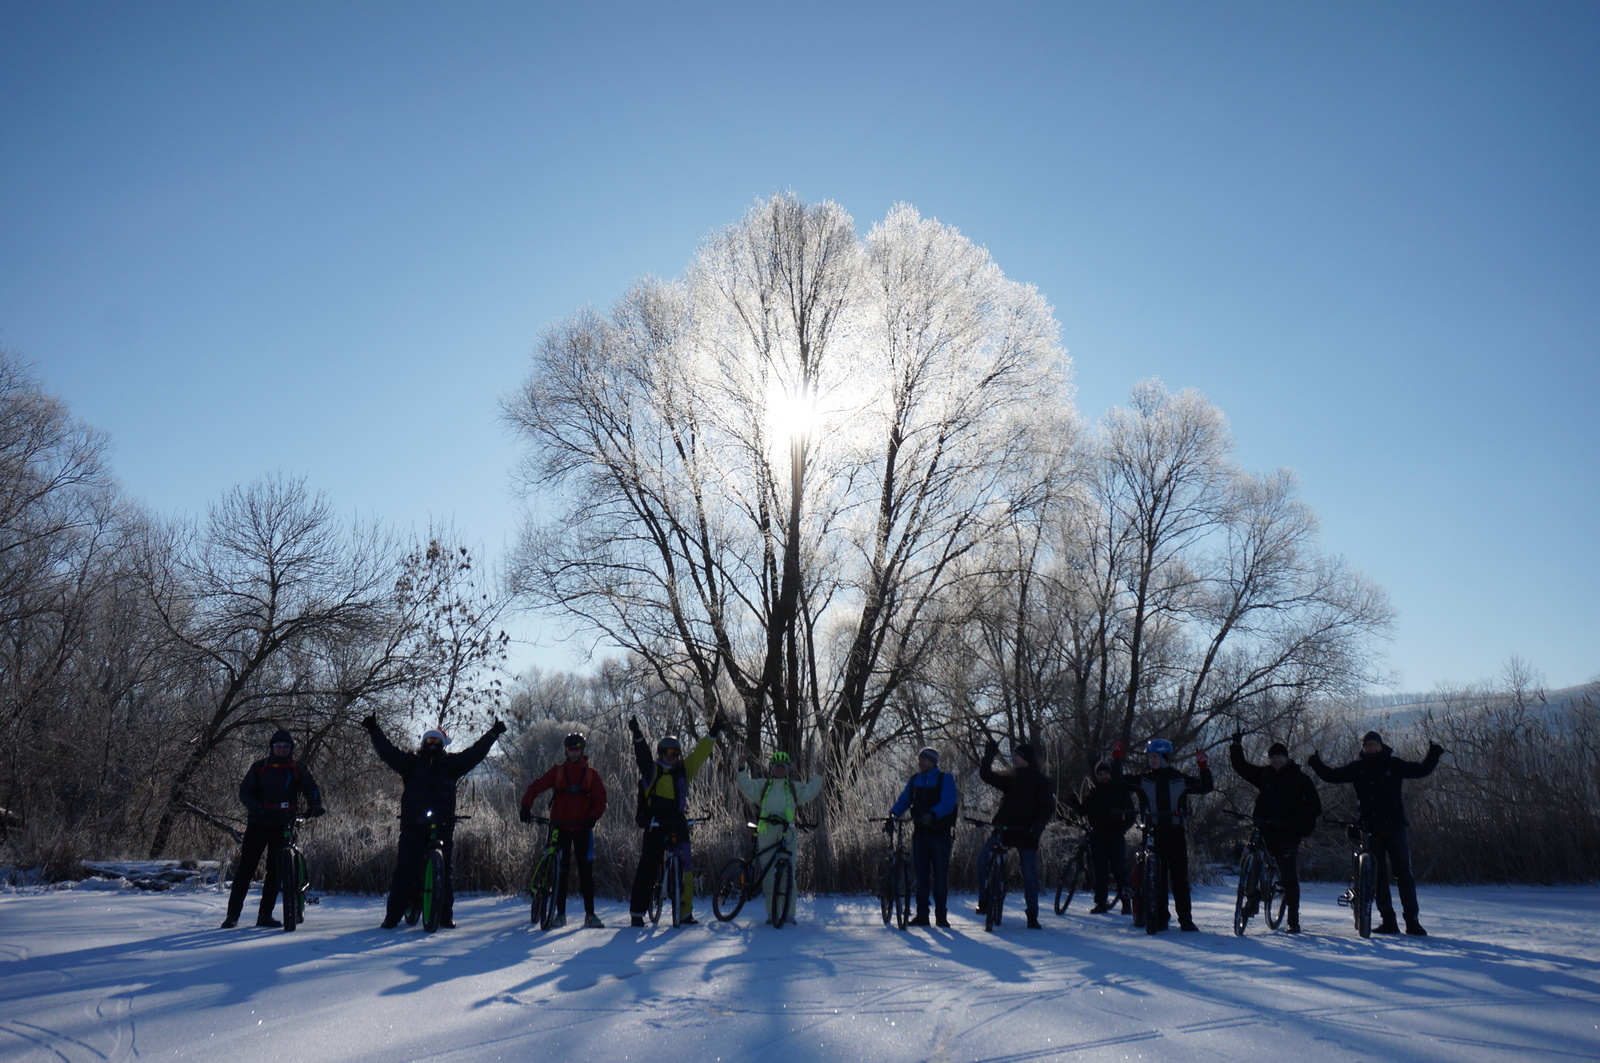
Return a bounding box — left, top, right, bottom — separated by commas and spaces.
769, 751, 792, 765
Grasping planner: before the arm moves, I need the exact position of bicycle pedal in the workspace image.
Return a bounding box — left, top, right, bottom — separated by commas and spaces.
307, 897, 320, 905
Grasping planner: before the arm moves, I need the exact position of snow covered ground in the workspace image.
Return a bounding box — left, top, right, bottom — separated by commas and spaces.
2, 882, 1596, 1062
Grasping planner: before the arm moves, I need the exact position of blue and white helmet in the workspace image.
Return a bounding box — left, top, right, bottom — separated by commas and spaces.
1145, 738, 1173, 756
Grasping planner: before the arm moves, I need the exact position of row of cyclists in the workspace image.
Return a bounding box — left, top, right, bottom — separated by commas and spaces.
223, 714, 1441, 937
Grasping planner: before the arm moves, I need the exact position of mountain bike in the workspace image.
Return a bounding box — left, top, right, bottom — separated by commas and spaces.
1127, 814, 1162, 935
277, 814, 313, 932
712, 815, 815, 926
525, 815, 564, 930
967, 818, 1011, 932
1223, 810, 1285, 936
1328, 816, 1376, 939
872, 816, 912, 929
406, 811, 468, 933
647, 815, 703, 927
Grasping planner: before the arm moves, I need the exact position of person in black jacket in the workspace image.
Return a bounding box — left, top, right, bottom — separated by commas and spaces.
1062, 760, 1136, 915
222, 729, 325, 928
1114, 737, 1213, 932
1229, 733, 1321, 933
1308, 730, 1443, 936
363, 715, 506, 929
976, 740, 1055, 928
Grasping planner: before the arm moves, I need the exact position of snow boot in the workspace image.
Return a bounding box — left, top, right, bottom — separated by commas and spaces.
1089, 903, 1112, 914
1026, 914, 1043, 930
1405, 919, 1428, 937
1178, 919, 1199, 932
1375, 918, 1401, 934
219, 916, 238, 929
255, 916, 282, 928
584, 913, 605, 929
935, 914, 951, 928
630, 913, 646, 928
908, 913, 931, 927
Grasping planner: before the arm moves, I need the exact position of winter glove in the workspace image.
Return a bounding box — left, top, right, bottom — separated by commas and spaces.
1308, 751, 1324, 768
1196, 750, 1209, 769
1231, 730, 1243, 746
916, 813, 935, 827
1110, 739, 1124, 761
709, 712, 728, 740
628, 717, 644, 742
882, 818, 896, 835
1427, 741, 1445, 758
983, 739, 1001, 762
490, 718, 507, 737
361, 713, 379, 732
518, 805, 532, 824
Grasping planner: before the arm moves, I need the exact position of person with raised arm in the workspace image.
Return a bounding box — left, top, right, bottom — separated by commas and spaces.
1229, 732, 1321, 933
1308, 730, 1443, 936
735, 750, 824, 925
1113, 737, 1213, 932
976, 739, 1055, 928
627, 713, 723, 927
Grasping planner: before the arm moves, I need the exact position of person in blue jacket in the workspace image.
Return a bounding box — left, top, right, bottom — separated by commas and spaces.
888, 747, 960, 927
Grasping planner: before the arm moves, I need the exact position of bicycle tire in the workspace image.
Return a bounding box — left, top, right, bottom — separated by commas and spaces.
1055, 852, 1086, 915
770, 859, 793, 927
893, 856, 911, 930
878, 857, 894, 925
1129, 850, 1148, 928
532, 853, 560, 930
658, 852, 682, 928
422, 850, 444, 933
1144, 851, 1163, 935
713, 860, 747, 922
983, 855, 1005, 933
1263, 861, 1287, 930
279, 847, 299, 933
528, 852, 552, 924
1355, 852, 1375, 939
1234, 851, 1260, 936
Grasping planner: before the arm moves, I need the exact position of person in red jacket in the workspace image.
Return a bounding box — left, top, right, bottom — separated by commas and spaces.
520, 732, 609, 928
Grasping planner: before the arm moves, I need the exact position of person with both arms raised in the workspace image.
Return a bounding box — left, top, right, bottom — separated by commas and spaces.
1308, 730, 1443, 936
1113, 737, 1213, 932
975, 738, 1056, 928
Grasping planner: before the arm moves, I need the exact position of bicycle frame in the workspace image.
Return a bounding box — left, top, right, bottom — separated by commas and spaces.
648, 815, 702, 927
278, 815, 311, 932
525, 816, 565, 930
1328, 816, 1377, 938
408, 810, 468, 933
1223, 809, 1284, 935
713, 815, 812, 926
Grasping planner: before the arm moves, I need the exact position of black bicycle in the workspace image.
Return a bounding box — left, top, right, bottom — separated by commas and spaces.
525, 815, 564, 930
967, 818, 1012, 932
873, 816, 913, 929
648, 815, 703, 927
1328, 816, 1377, 939
712, 815, 815, 926
277, 814, 312, 932
1223, 810, 1285, 936
1127, 814, 1161, 934
406, 810, 468, 933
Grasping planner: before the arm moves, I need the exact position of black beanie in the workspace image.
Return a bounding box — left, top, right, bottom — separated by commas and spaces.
1362, 730, 1383, 745
1267, 742, 1289, 758
269, 729, 294, 753
1013, 742, 1037, 766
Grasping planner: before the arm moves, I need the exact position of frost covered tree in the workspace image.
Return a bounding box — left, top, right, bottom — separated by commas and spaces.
506, 195, 1071, 771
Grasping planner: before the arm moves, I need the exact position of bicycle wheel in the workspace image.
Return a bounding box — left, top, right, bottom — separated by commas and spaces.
1234, 851, 1260, 936
1355, 852, 1375, 939
878, 857, 894, 925
422, 850, 444, 933
1129, 850, 1148, 928
534, 854, 562, 930
647, 858, 665, 925
661, 852, 682, 928
1055, 852, 1086, 915
713, 860, 748, 922
1144, 851, 1163, 935
892, 856, 911, 930
770, 859, 793, 928
983, 857, 1005, 933
528, 852, 552, 924
1263, 861, 1287, 930
279, 847, 299, 932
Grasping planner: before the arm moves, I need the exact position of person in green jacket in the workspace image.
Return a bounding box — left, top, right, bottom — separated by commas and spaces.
628, 714, 724, 926
735, 751, 824, 925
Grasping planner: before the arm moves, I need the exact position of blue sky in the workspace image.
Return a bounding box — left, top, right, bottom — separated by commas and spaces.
2, 2, 1595, 692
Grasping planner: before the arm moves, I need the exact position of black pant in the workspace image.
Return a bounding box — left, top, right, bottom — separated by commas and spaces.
227, 822, 286, 920
911, 829, 952, 917
1088, 829, 1128, 907
630, 823, 691, 916
386, 823, 455, 923
1370, 825, 1420, 922
1150, 825, 1192, 925
555, 828, 597, 916
1262, 829, 1303, 921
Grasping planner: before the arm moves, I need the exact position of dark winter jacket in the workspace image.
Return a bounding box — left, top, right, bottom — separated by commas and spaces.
367, 722, 503, 825
1114, 759, 1213, 828
1307, 742, 1441, 829
1063, 777, 1136, 836
978, 756, 1056, 849
521, 756, 608, 830
1230, 740, 1321, 839
889, 767, 960, 833
239, 757, 323, 825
